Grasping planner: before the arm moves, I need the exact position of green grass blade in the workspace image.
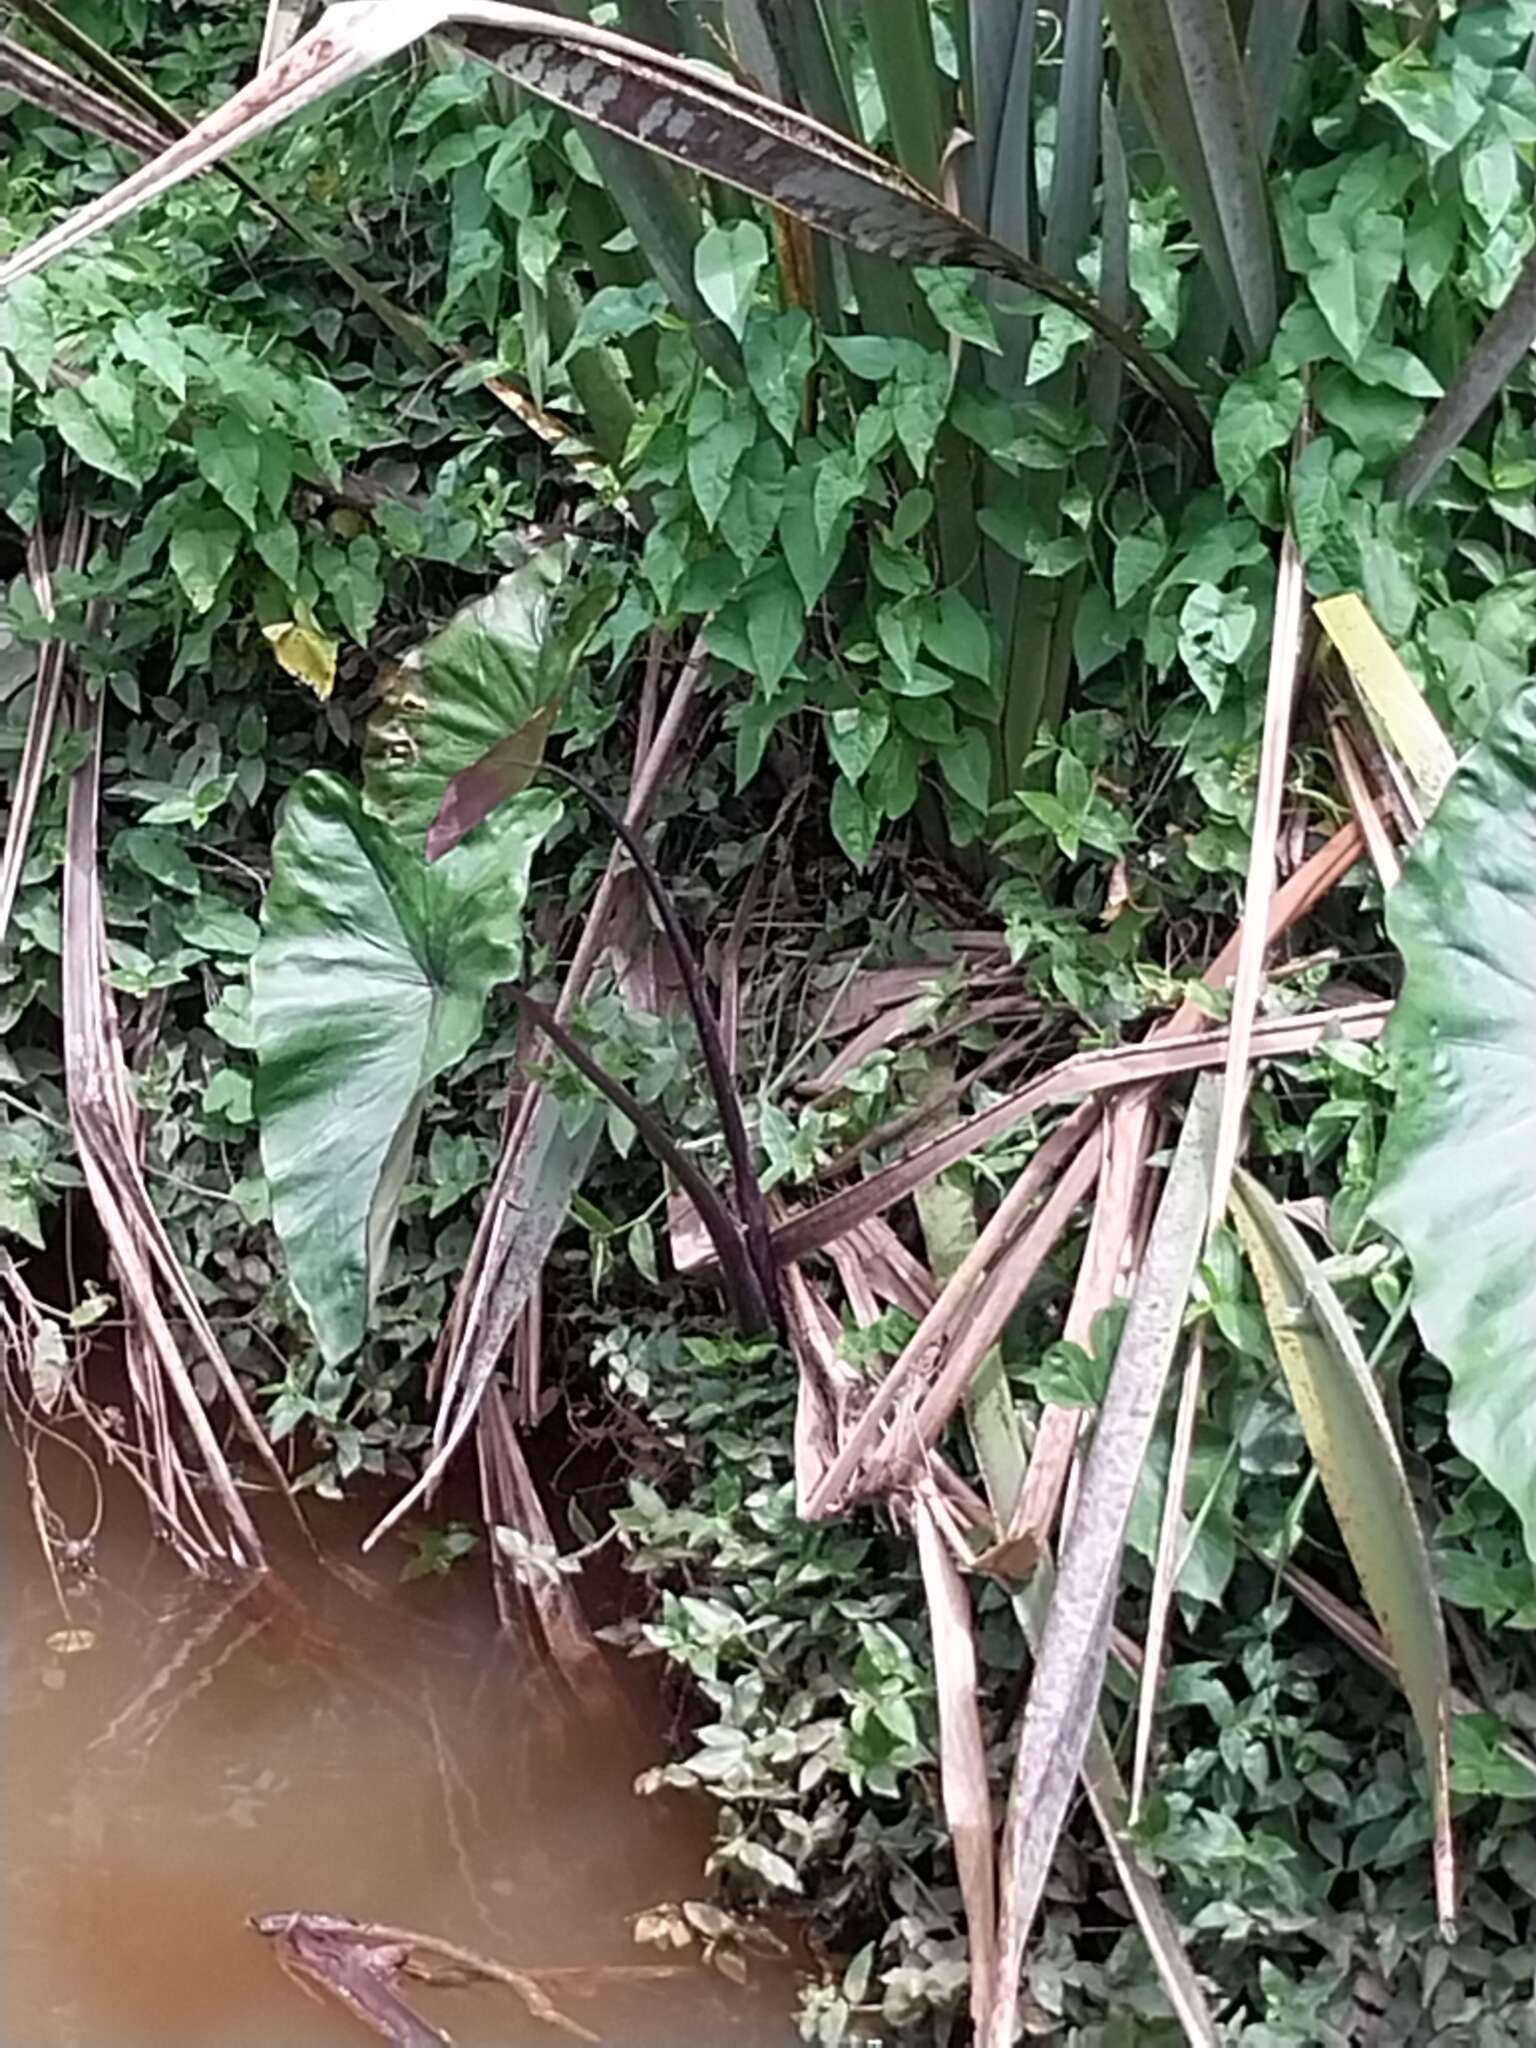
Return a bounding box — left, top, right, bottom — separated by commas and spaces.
1104, 0, 1278, 359
1232, 1170, 1456, 1934
968, 1, 1037, 386
861, 0, 947, 190
1042, 0, 1104, 278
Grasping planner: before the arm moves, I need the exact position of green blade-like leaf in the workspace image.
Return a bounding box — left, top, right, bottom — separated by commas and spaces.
1041, 0, 1104, 279
0, 1, 1207, 449
989, 1076, 1218, 2040
861, 0, 947, 190
968, 0, 1036, 253
1373, 676, 1536, 1563
251, 771, 561, 1363
1390, 243, 1536, 504
364, 542, 610, 849
1104, 0, 1278, 359
1232, 1170, 1454, 1931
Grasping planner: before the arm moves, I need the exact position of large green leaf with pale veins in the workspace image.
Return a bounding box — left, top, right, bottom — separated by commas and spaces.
365, 541, 609, 848
1374, 675, 1536, 1561
251, 771, 561, 1363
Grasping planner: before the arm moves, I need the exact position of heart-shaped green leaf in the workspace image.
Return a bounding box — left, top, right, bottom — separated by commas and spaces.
1374, 675, 1536, 1561
251, 770, 560, 1362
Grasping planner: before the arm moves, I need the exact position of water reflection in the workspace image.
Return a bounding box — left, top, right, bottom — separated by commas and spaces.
0, 1463, 795, 2046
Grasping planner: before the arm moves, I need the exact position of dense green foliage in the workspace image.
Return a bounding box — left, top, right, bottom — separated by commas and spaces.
7, 3, 1536, 2043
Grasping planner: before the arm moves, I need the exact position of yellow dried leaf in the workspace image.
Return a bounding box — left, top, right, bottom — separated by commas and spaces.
1315, 593, 1457, 812
263, 619, 338, 700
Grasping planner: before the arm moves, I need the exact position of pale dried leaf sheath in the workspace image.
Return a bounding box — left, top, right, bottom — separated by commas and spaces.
427, 636, 705, 1476
1006, 816, 1368, 1560
1208, 519, 1308, 1225
1, 521, 86, 950
62, 694, 288, 1562
914, 1489, 998, 2029
999, 1560, 1223, 2048
904, 1141, 1102, 1463
1002, 1100, 1143, 1568
1133, 512, 1308, 1816
987, 1079, 1219, 2048
1329, 719, 1402, 890
1314, 592, 1456, 816
478, 1378, 606, 1689
804, 1103, 1100, 1516
259, 0, 311, 70
782, 1258, 860, 1514
773, 993, 1385, 1268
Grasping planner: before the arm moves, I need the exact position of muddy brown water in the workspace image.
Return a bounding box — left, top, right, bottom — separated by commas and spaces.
1, 1457, 797, 2047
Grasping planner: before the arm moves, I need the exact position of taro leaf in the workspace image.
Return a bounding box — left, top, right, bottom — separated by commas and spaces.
365, 542, 610, 847
1232, 1169, 1455, 1931
1374, 676, 1536, 1567
251, 771, 561, 1363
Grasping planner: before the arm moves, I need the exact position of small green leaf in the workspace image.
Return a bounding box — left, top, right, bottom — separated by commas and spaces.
826, 701, 890, 784
744, 560, 804, 692
169, 507, 242, 613
920, 590, 994, 686
779, 461, 850, 608
1306, 208, 1404, 362
1213, 366, 1304, 497
830, 774, 881, 870
687, 380, 757, 529
914, 265, 1001, 351
938, 726, 993, 815
694, 220, 769, 339
742, 307, 816, 446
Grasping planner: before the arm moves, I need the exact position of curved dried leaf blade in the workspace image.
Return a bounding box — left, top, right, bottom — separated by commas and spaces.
363, 1090, 602, 1552
251, 772, 560, 1362
1373, 677, 1536, 1563
0, 33, 170, 153
1232, 1170, 1454, 1930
